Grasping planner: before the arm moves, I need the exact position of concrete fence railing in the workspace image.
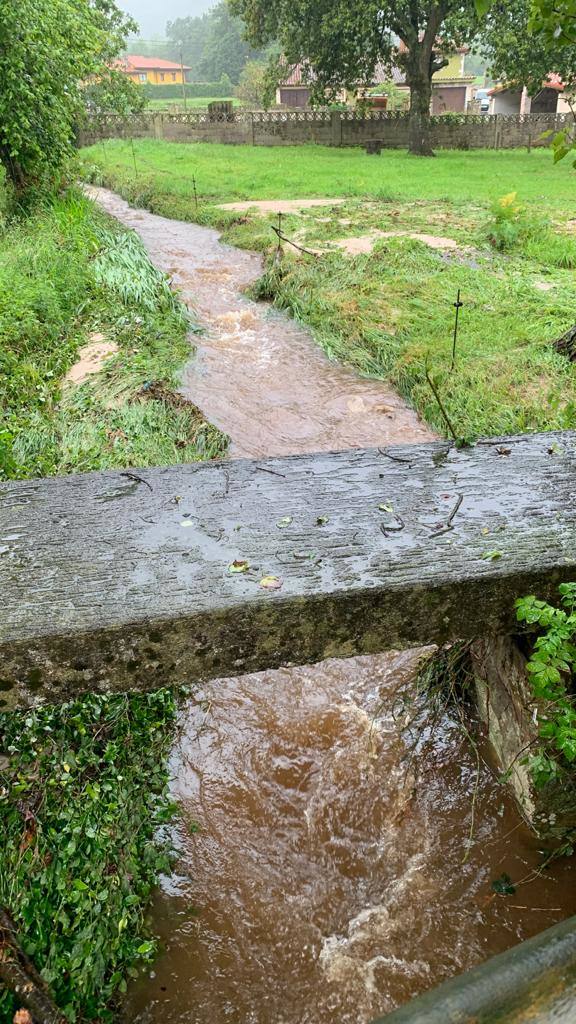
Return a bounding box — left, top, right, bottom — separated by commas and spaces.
78, 109, 571, 150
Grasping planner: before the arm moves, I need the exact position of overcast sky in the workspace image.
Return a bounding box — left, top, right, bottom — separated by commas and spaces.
119, 0, 214, 37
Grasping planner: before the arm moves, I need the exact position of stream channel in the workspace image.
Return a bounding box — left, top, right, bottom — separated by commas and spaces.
91, 188, 576, 1024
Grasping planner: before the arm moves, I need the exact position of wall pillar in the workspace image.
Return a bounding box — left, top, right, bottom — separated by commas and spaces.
330, 110, 343, 146
520, 86, 531, 117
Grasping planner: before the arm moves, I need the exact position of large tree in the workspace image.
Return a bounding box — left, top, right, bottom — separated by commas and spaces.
229, 0, 482, 154
482, 0, 576, 97
0, 0, 138, 199
166, 13, 213, 74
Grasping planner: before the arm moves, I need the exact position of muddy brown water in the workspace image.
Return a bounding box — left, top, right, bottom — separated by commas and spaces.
89, 188, 576, 1024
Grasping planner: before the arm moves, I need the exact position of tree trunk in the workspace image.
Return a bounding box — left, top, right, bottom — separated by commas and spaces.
408, 75, 435, 157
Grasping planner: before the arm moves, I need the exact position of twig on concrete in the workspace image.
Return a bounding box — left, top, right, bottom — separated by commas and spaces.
119, 472, 153, 492
429, 493, 464, 537
378, 447, 413, 466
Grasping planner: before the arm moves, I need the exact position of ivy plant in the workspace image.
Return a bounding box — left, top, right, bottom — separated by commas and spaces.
516, 583, 576, 787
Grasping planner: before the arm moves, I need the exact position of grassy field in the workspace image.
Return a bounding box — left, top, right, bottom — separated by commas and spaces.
0, 190, 226, 1023
145, 96, 243, 110
82, 139, 576, 439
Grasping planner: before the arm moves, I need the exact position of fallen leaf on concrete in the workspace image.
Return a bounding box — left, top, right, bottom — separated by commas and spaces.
260, 575, 283, 590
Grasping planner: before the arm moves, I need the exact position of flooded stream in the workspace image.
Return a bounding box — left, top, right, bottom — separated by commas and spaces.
89, 188, 576, 1023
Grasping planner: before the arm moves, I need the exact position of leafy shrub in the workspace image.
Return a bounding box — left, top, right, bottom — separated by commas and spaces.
487, 191, 547, 251
141, 77, 234, 100
516, 584, 576, 787
0, 690, 178, 1023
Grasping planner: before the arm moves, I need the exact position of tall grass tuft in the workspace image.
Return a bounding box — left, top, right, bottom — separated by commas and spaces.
93, 227, 186, 318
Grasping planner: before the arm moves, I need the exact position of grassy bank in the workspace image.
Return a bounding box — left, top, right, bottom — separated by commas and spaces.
81, 140, 576, 438
0, 190, 226, 1021
0, 189, 226, 480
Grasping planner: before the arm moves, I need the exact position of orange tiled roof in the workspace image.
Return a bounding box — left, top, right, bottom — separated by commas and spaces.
122, 55, 191, 71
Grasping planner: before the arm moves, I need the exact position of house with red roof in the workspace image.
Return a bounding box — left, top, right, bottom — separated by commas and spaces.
119, 55, 191, 86
488, 74, 571, 115
276, 50, 475, 112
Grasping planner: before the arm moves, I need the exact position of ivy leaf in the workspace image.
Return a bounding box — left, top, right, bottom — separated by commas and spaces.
228, 559, 250, 573
260, 575, 283, 590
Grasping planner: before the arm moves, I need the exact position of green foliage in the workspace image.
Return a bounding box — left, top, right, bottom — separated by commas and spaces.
516, 584, 576, 787
0, 688, 178, 1022
486, 190, 546, 250
481, 0, 576, 94
92, 227, 186, 315
0, 186, 227, 480
0, 0, 138, 198
367, 80, 409, 111
79, 140, 576, 441
235, 61, 269, 107
166, 2, 266, 84
230, 0, 484, 153
142, 79, 236, 99
530, 0, 576, 44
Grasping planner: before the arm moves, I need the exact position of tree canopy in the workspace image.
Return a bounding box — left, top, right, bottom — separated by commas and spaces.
166, 3, 267, 83
482, 0, 576, 93
0, 0, 138, 198
229, 0, 483, 154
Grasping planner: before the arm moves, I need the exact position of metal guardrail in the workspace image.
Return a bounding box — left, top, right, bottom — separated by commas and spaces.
372, 915, 576, 1023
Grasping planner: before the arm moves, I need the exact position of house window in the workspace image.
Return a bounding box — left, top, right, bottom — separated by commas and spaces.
139, 73, 147, 82
160, 73, 165, 81
171, 72, 176, 81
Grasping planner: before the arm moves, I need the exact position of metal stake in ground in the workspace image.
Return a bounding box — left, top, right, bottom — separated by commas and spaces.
130, 137, 138, 179
451, 289, 463, 371
192, 175, 198, 210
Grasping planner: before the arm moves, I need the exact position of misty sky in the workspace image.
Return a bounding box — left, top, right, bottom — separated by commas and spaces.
119, 0, 214, 37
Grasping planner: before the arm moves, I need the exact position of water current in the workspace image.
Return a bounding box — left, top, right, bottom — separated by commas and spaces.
90, 188, 576, 1024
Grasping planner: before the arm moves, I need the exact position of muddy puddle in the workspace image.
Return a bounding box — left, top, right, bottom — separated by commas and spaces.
88, 188, 576, 1024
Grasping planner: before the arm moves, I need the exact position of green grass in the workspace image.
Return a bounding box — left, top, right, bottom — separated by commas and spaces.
83, 138, 576, 210
145, 96, 243, 110
81, 140, 576, 439
0, 188, 226, 1022
0, 188, 227, 479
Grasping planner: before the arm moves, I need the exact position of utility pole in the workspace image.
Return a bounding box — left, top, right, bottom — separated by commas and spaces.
179, 47, 187, 111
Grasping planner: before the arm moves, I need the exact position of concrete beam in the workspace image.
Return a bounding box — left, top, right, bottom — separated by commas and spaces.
373, 914, 576, 1023
1, 432, 575, 709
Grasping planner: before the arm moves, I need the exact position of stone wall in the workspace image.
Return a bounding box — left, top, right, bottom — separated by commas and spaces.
78, 109, 570, 151
471, 636, 576, 837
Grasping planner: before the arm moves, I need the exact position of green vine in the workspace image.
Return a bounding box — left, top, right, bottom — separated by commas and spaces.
516, 583, 576, 789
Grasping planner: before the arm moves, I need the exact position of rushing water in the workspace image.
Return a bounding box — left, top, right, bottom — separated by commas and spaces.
89, 189, 576, 1024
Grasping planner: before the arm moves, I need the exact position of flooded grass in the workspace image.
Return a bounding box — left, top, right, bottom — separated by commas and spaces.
81, 141, 576, 440
0, 189, 227, 480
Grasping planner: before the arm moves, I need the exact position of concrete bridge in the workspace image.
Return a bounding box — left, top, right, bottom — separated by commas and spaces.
1, 430, 575, 710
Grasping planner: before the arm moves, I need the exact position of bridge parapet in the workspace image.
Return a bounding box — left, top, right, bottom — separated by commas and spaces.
1, 432, 575, 710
